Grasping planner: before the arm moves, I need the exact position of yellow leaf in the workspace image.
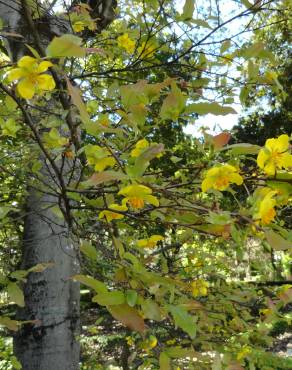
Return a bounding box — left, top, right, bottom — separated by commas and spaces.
46, 34, 86, 58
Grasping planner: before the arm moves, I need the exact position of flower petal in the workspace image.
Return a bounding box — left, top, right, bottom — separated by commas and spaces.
38, 61, 53, 73
143, 194, 159, 207
137, 239, 148, 248
149, 235, 163, 243
7, 68, 25, 82
201, 177, 213, 192
17, 78, 35, 99
36, 74, 56, 91
264, 161, 276, 176
257, 148, 269, 169
119, 184, 152, 197
265, 137, 277, 152
18, 56, 37, 69
279, 152, 292, 169
230, 173, 243, 186
274, 134, 289, 152
94, 157, 115, 172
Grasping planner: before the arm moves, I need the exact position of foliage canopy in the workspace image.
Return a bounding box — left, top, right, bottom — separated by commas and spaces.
0, 0, 291, 369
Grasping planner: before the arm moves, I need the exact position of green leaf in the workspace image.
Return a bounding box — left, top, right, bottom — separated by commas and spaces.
127, 143, 164, 177
206, 211, 231, 225
160, 83, 186, 121
120, 81, 149, 109
46, 34, 85, 58
265, 230, 292, 251
25, 44, 41, 59
240, 0, 253, 8
108, 304, 145, 332
66, 78, 91, 125
182, 0, 195, 20
43, 128, 68, 149
0, 118, 21, 137
166, 346, 198, 358
93, 291, 125, 306
168, 305, 197, 338
159, 352, 171, 370
0, 206, 10, 219
185, 102, 237, 116
220, 40, 232, 54
222, 143, 261, 155
141, 299, 162, 321
28, 263, 54, 273
129, 103, 148, 126
0, 316, 19, 331
10, 270, 28, 281
192, 19, 211, 29
85, 171, 127, 186
11, 356, 22, 370
7, 282, 24, 307
5, 95, 18, 111
170, 155, 182, 163
275, 172, 292, 181
72, 275, 107, 293
239, 86, 250, 105
80, 240, 98, 260
126, 290, 138, 307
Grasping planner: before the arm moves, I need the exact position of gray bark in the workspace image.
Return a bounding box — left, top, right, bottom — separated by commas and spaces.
0, 1, 117, 368
14, 188, 80, 370
1, 1, 80, 369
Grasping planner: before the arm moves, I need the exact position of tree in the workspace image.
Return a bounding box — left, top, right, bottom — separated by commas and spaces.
0, 1, 291, 369
0, 1, 116, 369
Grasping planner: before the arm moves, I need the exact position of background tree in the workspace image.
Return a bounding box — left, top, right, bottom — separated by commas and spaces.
0, 1, 291, 369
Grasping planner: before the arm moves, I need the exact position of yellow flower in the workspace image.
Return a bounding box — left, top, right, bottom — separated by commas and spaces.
166, 339, 176, 345
117, 33, 135, 54
140, 335, 157, 350
257, 134, 292, 176
201, 164, 243, 192
72, 21, 86, 33
237, 345, 251, 361
259, 308, 272, 317
118, 184, 159, 209
131, 139, 149, 157
254, 188, 277, 225
7, 56, 55, 99
126, 336, 134, 346
138, 41, 156, 59
99, 204, 128, 222
131, 139, 163, 158
137, 235, 164, 249
84, 144, 115, 172
191, 279, 208, 297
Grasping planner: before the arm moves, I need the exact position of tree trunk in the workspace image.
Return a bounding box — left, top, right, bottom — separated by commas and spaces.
14, 188, 80, 370
0, 1, 117, 368
0, 1, 80, 368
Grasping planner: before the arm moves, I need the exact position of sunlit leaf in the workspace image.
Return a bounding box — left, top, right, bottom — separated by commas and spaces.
86, 171, 127, 186
46, 34, 85, 58
185, 102, 237, 116
80, 240, 98, 260
168, 305, 197, 338
72, 275, 107, 293
159, 352, 171, 370
108, 304, 145, 332
93, 291, 125, 306
182, 0, 195, 20
265, 230, 292, 251
7, 282, 24, 307
0, 316, 19, 331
